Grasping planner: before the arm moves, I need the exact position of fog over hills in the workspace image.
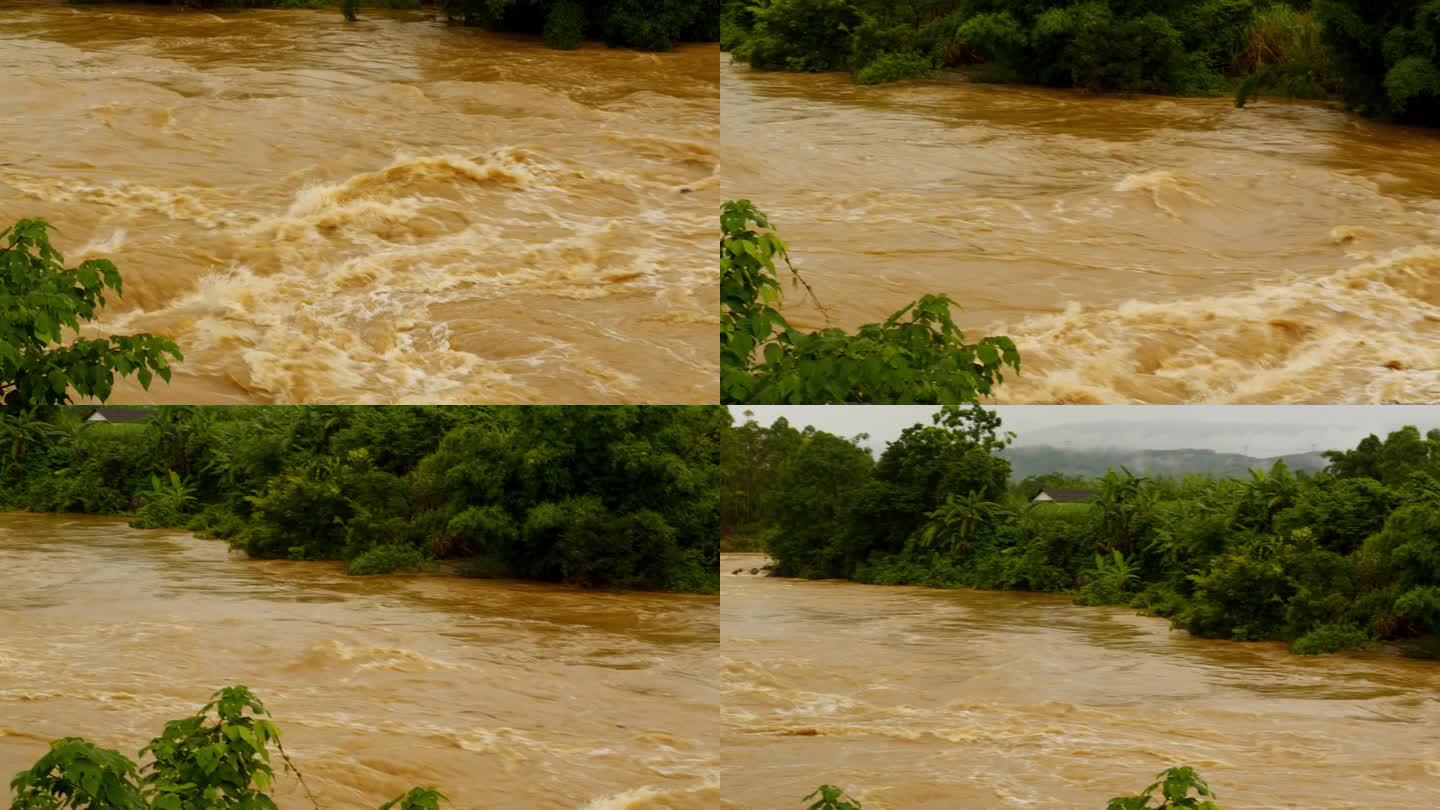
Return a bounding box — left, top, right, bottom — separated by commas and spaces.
1000, 445, 1330, 481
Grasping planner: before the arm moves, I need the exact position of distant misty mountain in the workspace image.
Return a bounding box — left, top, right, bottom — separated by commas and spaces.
1000, 445, 1330, 481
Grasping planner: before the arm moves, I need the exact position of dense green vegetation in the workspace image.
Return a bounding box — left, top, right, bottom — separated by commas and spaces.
10, 686, 444, 810
70, 0, 423, 9
804, 767, 1220, 808
724, 0, 1336, 93
1311, 0, 1440, 124
68, 0, 715, 50
719, 0, 1440, 123
0, 405, 721, 592
720, 200, 1020, 404
1, 220, 180, 413
724, 407, 1440, 655
438, 0, 719, 49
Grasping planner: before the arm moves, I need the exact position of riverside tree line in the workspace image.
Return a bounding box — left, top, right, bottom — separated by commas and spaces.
723, 406, 1440, 656
722, 0, 1440, 125
0, 405, 722, 592
71, 0, 718, 50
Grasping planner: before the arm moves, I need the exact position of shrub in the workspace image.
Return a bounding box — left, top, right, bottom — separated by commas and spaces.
543, 0, 586, 49
187, 503, 247, 539
951, 11, 1026, 65
439, 0, 713, 50
1314, 0, 1440, 123
1290, 623, 1372, 655
348, 543, 429, 575
239, 468, 353, 560
1075, 550, 1140, 606
1178, 546, 1294, 641
129, 471, 195, 529
855, 51, 934, 84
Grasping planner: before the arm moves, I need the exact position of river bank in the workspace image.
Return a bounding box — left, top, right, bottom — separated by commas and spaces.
0, 512, 720, 808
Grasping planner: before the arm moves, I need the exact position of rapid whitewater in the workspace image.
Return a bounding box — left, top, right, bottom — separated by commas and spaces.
0, 2, 718, 404
721, 57, 1440, 403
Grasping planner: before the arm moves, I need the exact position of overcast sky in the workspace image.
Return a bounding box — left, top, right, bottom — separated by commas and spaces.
730, 405, 1440, 457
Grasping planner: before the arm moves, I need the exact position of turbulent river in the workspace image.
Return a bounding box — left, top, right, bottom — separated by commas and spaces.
721, 57, 1440, 404
0, 2, 718, 404
0, 514, 719, 809
721, 553, 1440, 809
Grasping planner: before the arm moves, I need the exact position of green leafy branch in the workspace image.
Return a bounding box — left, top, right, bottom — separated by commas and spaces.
720, 200, 1020, 404
1107, 767, 1220, 810
1, 219, 182, 412
804, 784, 863, 810
9, 686, 446, 810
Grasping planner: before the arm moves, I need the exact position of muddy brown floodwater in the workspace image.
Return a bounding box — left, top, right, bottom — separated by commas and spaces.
0, 2, 718, 404
0, 514, 719, 809
721, 57, 1440, 404
721, 553, 1440, 809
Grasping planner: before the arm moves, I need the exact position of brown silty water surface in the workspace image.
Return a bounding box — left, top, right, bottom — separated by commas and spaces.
721, 553, 1440, 809
721, 57, 1440, 403
0, 513, 719, 809
0, 2, 718, 404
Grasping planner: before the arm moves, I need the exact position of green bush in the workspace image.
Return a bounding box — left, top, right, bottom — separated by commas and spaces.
1314, 0, 1440, 123
348, 543, 429, 575
1233, 5, 1336, 105
855, 51, 934, 84
129, 471, 195, 529
438, 0, 714, 50
1075, 550, 1140, 606
735, 0, 860, 71
543, 0, 586, 49
1180, 546, 1294, 641
1290, 623, 1372, 655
